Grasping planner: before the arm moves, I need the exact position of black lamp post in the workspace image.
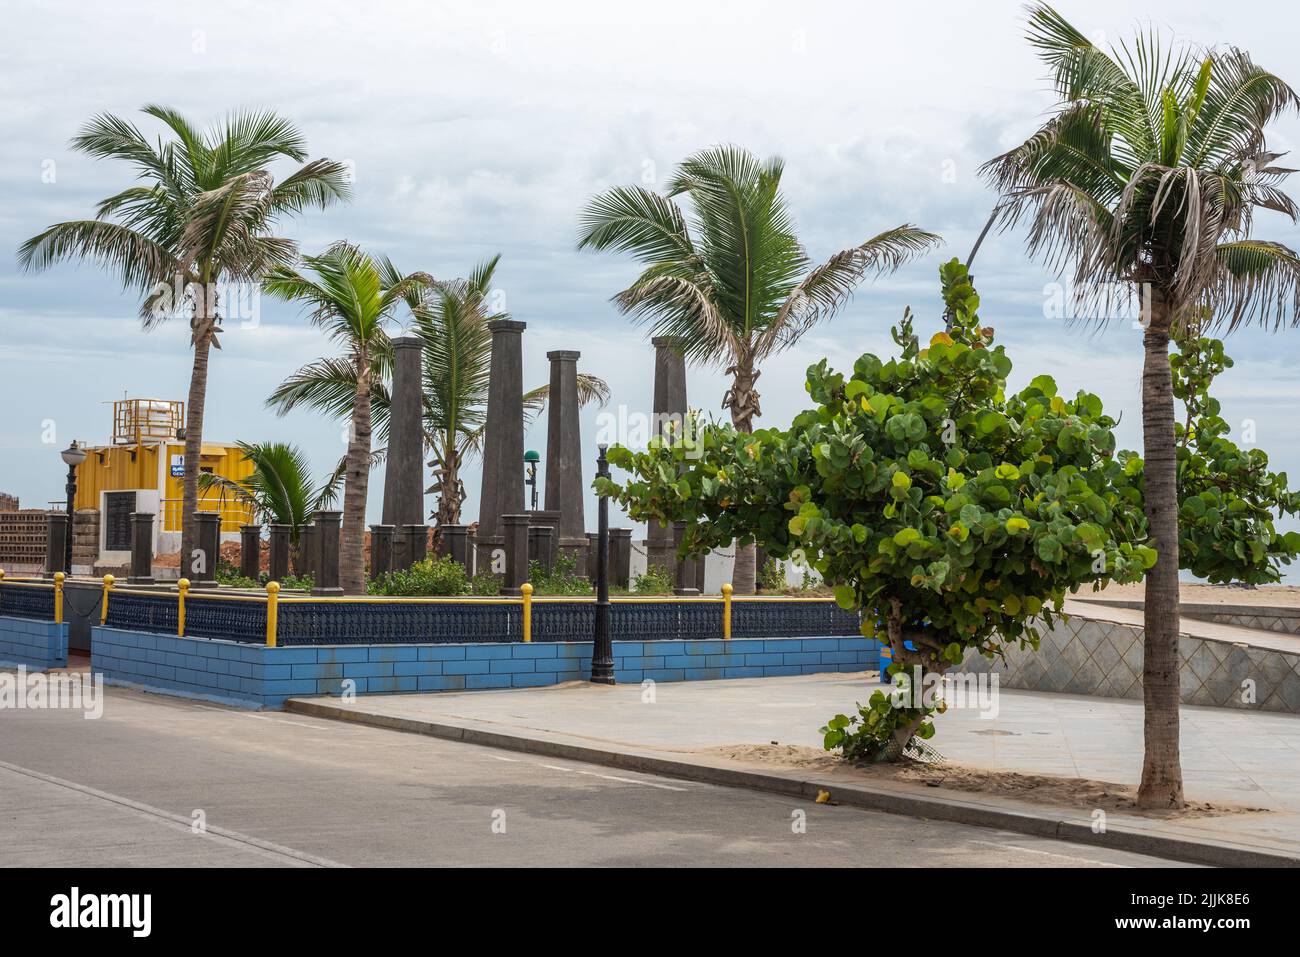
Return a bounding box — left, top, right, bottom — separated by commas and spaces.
524, 449, 540, 512
60, 441, 86, 575
591, 444, 614, 684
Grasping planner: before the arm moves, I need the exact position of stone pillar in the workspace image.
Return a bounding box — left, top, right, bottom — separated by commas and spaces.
129, 512, 155, 584
370, 524, 394, 578
382, 336, 426, 527
192, 511, 220, 588
648, 336, 688, 577
240, 524, 261, 581
406, 524, 428, 565
529, 525, 555, 575
312, 510, 343, 596
44, 513, 69, 577
392, 525, 412, 572
298, 524, 316, 578
268, 524, 291, 582
672, 522, 700, 596
610, 527, 632, 590
502, 514, 530, 596
544, 350, 588, 570
586, 532, 599, 580
442, 524, 470, 571
476, 320, 527, 575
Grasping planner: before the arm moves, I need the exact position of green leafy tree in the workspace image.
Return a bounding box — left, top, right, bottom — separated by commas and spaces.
980, 4, 1300, 807
578, 144, 941, 594
597, 262, 1152, 757
263, 243, 430, 594
19, 107, 350, 568
1119, 325, 1300, 584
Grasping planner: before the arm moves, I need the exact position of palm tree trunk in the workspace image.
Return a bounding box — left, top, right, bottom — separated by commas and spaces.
1137, 291, 1184, 809
179, 322, 213, 578
726, 359, 761, 595
435, 444, 462, 527
340, 351, 372, 594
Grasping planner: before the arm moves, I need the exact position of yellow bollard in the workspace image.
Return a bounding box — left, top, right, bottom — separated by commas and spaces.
100, 574, 115, 625
721, 582, 733, 639
265, 581, 280, 648
53, 571, 64, 624
0, 569, 5, 583
521, 582, 533, 642
177, 578, 190, 636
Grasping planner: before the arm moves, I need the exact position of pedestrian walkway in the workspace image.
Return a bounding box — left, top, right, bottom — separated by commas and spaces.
288, 672, 1300, 864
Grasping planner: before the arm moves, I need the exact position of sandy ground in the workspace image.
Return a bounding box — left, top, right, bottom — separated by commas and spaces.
701, 743, 1266, 819
1079, 580, 1300, 608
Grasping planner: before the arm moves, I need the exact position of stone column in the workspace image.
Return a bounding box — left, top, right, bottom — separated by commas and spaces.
369, 524, 394, 578
442, 524, 470, 571
192, 511, 221, 588
406, 524, 428, 565
476, 320, 527, 574
502, 514, 530, 596
240, 524, 261, 581
586, 532, 599, 580
610, 527, 632, 590
382, 336, 426, 527
392, 526, 412, 572
648, 336, 688, 577
268, 525, 291, 582
44, 513, 69, 578
529, 525, 555, 575
544, 350, 587, 569
129, 512, 155, 584
312, 510, 343, 596
298, 523, 316, 578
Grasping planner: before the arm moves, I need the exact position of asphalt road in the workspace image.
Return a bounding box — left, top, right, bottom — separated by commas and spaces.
0, 686, 1195, 868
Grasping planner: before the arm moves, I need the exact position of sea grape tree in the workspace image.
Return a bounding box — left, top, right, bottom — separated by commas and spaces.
597, 261, 1153, 758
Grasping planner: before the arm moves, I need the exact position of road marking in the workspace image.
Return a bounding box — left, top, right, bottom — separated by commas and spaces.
0, 758, 347, 868
536, 762, 686, 791
969, 838, 1128, 867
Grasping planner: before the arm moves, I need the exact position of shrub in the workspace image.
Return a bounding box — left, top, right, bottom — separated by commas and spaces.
529, 553, 591, 595
632, 564, 674, 595
368, 557, 469, 596
470, 568, 502, 596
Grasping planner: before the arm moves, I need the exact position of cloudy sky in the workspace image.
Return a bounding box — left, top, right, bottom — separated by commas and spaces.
3, 0, 1298, 573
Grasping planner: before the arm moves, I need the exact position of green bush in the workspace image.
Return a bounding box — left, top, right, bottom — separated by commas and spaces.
632, 564, 674, 595
470, 568, 502, 596
757, 556, 785, 591
368, 557, 469, 596
529, 553, 591, 595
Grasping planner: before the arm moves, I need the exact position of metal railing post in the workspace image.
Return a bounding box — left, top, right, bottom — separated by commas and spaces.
53, 571, 64, 624
521, 582, 533, 642
721, 582, 733, 639
265, 581, 280, 648
177, 578, 189, 636
100, 574, 114, 625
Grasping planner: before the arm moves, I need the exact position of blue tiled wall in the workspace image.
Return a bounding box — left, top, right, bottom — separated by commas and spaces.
0, 615, 69, 671
92, 626, 880, 710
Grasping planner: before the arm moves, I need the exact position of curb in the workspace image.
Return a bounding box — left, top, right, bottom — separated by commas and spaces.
284, 697, 1300, 869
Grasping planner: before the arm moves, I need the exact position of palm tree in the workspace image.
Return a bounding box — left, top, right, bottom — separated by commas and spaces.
267, 254, 610, 530
19, 107, 350, 571
198, 441, 341, 571
578, 144, 941, 592
981, 4, 1300, 808
263, 243, 429, 594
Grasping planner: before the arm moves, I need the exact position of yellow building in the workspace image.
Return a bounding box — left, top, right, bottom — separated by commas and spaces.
73, 399, 255, 558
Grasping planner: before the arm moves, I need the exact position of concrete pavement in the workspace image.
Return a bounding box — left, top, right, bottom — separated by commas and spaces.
284, 672, 1300, 865
0, 685, 1187, 867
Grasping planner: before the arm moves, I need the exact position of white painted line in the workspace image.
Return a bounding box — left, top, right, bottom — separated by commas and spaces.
969, 839, 1128, 867
0, 758, 347, 868
535, 761, 687, 791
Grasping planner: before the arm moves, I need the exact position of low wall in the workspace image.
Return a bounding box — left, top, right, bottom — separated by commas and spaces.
92, 626, 880, 709
0, 615, 69, 671
1076, 598, 1300, 637
958, 612, 1300, 714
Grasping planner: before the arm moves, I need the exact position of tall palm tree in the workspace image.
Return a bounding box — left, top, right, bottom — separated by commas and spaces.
19, 107, 350, 571
198, 441, 341, 571
981, 4, 1300, 808
263, 243, 429, 594
267, 254, 609, 530
578, 144, 941, 592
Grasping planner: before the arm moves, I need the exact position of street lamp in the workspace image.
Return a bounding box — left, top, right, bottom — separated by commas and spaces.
60, 441, 86, 575
524, 449, 540, 512
591, 444, 614, 684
